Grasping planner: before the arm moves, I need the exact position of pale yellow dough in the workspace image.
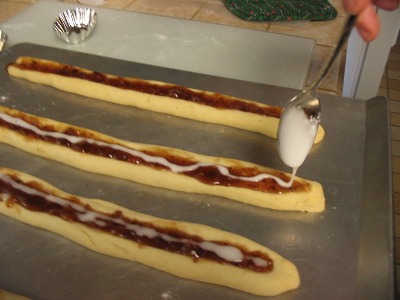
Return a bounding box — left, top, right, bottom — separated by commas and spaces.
0, 106, 325, 212
0, 167, 300, 296
7, 57, 325, 143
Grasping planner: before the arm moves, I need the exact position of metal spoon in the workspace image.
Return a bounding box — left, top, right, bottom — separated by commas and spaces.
277, 15, 357, 170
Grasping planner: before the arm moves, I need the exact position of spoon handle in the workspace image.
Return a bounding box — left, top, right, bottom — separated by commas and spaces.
0, 30, 7, 53
307, 15, 357, 92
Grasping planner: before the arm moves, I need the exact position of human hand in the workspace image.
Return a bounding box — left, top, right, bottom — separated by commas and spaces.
342, 0, 399, 41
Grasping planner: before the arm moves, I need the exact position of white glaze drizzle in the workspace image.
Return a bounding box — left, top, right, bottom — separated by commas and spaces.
0, 172, 270, 267
0, 112, 293, 188
278, 105, 319, 186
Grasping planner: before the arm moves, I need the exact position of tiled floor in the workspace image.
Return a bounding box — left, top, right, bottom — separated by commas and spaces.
379, 32, 400, 299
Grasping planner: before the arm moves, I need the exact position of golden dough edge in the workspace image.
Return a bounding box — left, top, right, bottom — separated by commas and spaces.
0, 289, 31, 300
0, 106, 325, 212
0, 167, 300, 296
7, 57, 324, 144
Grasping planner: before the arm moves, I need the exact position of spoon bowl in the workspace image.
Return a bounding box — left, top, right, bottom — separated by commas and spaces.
278, 89, 321, 169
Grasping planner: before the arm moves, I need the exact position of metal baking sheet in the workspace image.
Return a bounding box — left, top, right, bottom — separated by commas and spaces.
0, 43, 393, 300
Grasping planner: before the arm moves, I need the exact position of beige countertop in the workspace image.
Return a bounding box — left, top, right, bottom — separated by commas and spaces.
0, 0, 346, 95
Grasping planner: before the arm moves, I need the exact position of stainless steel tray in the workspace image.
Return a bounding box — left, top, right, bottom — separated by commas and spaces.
0, 43, 393, 299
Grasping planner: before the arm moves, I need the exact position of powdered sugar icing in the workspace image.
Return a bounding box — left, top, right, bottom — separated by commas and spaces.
0, 112, 294, 188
